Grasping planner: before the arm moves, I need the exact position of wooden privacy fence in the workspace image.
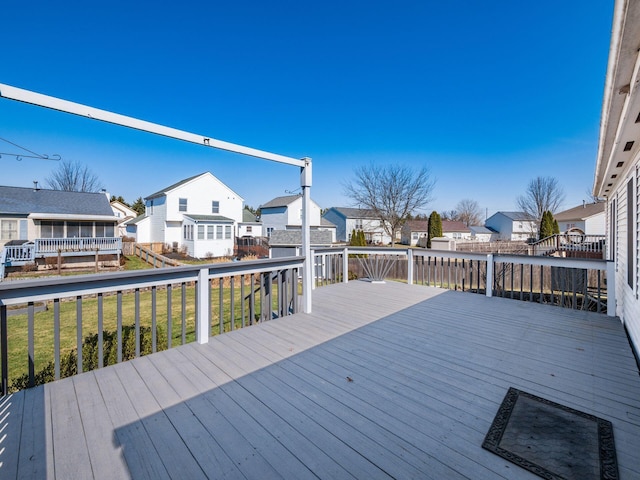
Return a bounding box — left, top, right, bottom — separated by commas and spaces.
0, 256, 302, 395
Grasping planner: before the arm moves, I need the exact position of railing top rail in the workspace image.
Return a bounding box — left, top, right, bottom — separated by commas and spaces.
0, 255, 305, 306
492, 253, 611, 270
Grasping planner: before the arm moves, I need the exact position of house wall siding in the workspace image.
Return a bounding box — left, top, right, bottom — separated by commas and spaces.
608, 162, 640, 356
322, 210, 347, 241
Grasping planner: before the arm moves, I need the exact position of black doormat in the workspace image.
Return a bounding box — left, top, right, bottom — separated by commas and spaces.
482, 387, 618, 480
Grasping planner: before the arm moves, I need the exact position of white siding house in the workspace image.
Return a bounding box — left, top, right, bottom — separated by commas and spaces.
441, 221, 472, 241
469, 226, 498, 242
323, 207, 392, 244
485, 212, 537, 241
594, 0, 640, 357
111, 200, 138, 237
131, 172, 243, 258
554, 202, 605, 235
238, 209, 263, 238
260, 195, 335, 242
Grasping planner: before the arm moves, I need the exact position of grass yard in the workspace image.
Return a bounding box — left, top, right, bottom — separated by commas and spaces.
5, 277, 291, 386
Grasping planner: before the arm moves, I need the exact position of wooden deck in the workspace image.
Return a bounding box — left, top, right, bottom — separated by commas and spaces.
2, 281, 640, 479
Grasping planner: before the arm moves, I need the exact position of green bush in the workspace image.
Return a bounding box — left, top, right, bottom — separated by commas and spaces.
10, 325, 168, 392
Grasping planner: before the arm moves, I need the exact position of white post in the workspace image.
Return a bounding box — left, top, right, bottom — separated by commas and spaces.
486, 254, 494, 298
311, 249, 316, 290
606, 260, 616, 317
301, 158, 313, 313
196, 268, 210, 344
407, 248, 414, 285
343, 247, 349, 283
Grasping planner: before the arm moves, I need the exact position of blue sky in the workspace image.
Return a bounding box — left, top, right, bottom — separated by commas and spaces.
0, 1, 613, 218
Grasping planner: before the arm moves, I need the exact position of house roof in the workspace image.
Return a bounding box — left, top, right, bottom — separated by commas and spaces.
184, 214, 235, 224
260, 195, 302, 209
242, 209, 258, 223
145, 173, 204, 199
554, 202, 605, 222
469, 226, 496, 234
320, 217, 336, 227
442, 221, 470, 233
0, 185, 114, 217
326, 207, 378, 219
269, 230, 333, 247
124, 214, 148, 225
404, 220, 429, 232
145, 172, 243, 201
493, 211, 530, 221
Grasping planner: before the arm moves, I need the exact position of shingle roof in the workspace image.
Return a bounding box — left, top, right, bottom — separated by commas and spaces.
145, 173, 205, 199
242, 209, 258, 223
404, 220, 429, 231
442, 220, 470, 233
496, 211, 530, 221
260, 195, 302, 209
320, 217, 336, 227
554, 202, 605, 221
124, 214, 148, 225
327, 207, 378, 219
184, 214, 234, 223
269, 230, 333, 247
469, 226, 495, 234
0, 185, 114, 216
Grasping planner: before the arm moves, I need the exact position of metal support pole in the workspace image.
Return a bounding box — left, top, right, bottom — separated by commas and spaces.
407, 248, 414, 285
343, 247, 349, 283
301, 158, 313, 313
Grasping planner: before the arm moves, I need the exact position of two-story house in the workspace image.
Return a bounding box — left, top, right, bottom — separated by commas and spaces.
260, 195, 336, 242
485, 211, 537, 241
323, 207, 391, 244
127, 172, 243, 258
553, 202, 605, 235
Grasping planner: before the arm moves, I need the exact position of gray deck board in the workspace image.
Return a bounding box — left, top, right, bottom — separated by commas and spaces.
2, 280, 640, 479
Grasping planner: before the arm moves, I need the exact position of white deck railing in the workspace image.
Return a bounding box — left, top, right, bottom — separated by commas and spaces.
311, 247, 615, 315
0, 256, 303, 395
34, 237, 122, 254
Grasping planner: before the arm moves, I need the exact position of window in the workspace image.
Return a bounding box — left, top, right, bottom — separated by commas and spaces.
67, 222, 80, 237
355, 220, 363, 230
246, 226, 252, 233
0, 220, 17, 240
207, 225, 214, 239
179, 198, 188, 212
609, 199, 616, 262
225, 225, 231, 239
628, 179, 634, 288
148, 200, 154, 215
96, 222, 115, 237
216, 225, 223, 239
80, 222, 93, 237
197, 225, 205, 240
40, 221, 64, 238
183, 225, 193, 240
267, 227, 274, 237
412, 233, 418, 240
212, 201, 220, 214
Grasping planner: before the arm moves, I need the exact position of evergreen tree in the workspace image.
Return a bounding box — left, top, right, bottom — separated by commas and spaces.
131, 197, 145, 216
553, 218, 560, 235
539, 210, 555, 239
427, 211, 442, 248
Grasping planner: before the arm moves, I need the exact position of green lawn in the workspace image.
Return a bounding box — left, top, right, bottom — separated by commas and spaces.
5, 278, 291, 386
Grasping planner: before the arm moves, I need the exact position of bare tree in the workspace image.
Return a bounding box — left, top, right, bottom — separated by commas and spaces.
455, 199, 483, 226
516, 176, 565, 225
440, 210, 458, 221
46, 160, 103, 192
344, 163, 435, 246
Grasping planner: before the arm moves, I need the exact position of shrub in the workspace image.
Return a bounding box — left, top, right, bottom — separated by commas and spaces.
10, 325, 168, 392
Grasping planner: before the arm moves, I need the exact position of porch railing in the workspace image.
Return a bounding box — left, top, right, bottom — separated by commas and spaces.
0, 256, 302, 395
2, 244, 36, 263
34, 237, 122, 254
529, 234, 606, 257
311, 247, 615, 315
